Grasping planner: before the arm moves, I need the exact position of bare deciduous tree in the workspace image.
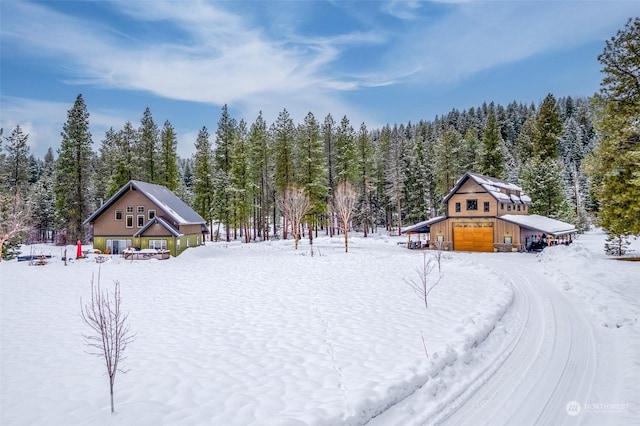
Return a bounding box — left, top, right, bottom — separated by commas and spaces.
80, 270, 135, 413
404, 252, 442, 310
333, 181, 357, 252
278, 186, 311, 249
0, 193, 31, 262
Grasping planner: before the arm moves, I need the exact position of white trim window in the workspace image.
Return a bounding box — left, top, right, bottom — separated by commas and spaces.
177, 239, 181, 251
115, 210, 123, 220
137, 206, 145, 214
148, 209, 156, 220
126, 215, 134, 228
137, 215, 144, 227
149, 239, 167, 250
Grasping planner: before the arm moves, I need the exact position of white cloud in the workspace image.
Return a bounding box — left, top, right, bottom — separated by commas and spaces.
385, 2, 637, 85
0, 96, 132, 158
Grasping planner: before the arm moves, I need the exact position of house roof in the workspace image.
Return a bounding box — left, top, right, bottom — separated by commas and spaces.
500, 214, 576, 236
402, 216, 446, 234
133, 216, 182, 238
443, 172, 532, 205
84, 180, 206, 226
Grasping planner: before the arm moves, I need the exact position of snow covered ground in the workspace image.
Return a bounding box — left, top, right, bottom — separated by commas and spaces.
0, 229, 637, 425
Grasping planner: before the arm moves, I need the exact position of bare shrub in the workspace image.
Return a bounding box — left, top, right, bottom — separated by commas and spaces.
80, 270, 135, 413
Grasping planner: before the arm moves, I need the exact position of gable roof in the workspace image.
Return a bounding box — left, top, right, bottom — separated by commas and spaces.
443, 172, 532, 205
133, 216, 182, 238
84, 180, 206, 226
500, 214, 576, 236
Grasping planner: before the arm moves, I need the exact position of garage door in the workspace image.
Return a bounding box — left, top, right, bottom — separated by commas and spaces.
453, 223, 494, 252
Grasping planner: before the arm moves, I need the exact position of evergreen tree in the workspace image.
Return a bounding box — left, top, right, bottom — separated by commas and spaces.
534, 93, 563, 160
460, 128, 481, 173
248, 112, 273, 240
354, 122, 376, 236
94, 128, 118, 203
296, 112, 327, 234
54, 94, 94, 243
587, 17, 640, 240
158, 120, 180, 191
193, 127, 214, 240
193, 127, 214, 239
139, 107, 159, 183
30, 152, 57, 242
335, 115, 358, 185
3, 124, 30, 197
434, 126, 463, 198
385, 124, 407, 235
212, 104, 236, 241
273, 109, 296, 239
481, 107, 505, 178
521, 157, 572, 221
106, 122, 139, 197
514, 114, 538, 176
322, 114, 337, 235
230, 119, 251, 242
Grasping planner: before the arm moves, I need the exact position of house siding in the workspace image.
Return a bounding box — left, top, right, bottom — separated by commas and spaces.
93, 189, 161, 236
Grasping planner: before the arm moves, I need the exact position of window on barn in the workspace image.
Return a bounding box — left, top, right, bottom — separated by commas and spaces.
126, 215, 134, 228
137, 215, 144, 227
115, 210, 123, 220
466, 199, 478, 211
126, 206, 134, 213
507, 204, 512, 211
455, 202, 461, 212
137, 206, 145, 213
501, 203, 505, 210
148, 209, 156, 220
484, 202, 490, 212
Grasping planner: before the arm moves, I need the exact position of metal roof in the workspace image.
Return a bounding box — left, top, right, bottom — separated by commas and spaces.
401, 216, 446, 234
84, 180, 206, 226
500, 214, 576, 236
443, 172, 532, 205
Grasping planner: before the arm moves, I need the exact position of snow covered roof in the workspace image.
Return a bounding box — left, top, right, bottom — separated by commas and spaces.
443, 172, 531, 205
84, 180, 206, 226
500, 214, 576, 236
402, 216, 446, 234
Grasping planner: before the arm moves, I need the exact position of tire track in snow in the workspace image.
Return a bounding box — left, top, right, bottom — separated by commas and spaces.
437, 258, 597, 426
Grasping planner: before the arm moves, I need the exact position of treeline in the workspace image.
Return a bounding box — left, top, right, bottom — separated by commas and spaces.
1, 92, 596, 248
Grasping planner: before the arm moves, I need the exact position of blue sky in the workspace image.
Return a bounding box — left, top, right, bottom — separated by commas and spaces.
1, 1, 637, 159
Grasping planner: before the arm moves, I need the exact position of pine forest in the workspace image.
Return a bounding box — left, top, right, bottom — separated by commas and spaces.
1, 18, 638, 257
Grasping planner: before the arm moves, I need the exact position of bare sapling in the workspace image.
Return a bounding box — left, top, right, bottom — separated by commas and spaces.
433, 239, 447, 273
80, 269, 136, 413
332, 181, 357, 252
404, 252, 442, 310
404, 252, 443, 359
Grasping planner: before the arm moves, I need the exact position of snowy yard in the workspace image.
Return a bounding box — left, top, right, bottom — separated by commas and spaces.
1, 230, 638, 425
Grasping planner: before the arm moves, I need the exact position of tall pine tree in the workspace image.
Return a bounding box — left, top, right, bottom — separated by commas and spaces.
54, 94, 94, 242
587, 17, 640, 247
158, 120, 180, 191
